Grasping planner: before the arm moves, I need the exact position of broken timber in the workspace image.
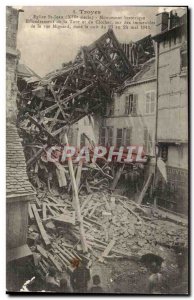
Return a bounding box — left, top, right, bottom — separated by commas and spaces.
98, 238, 116, 263
31, 203, 51, 248
64, 133, 88, 253
137, 173, 153, 205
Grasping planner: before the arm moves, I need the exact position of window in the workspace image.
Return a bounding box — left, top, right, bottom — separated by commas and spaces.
116, 128, 123, 147
123, 128, 132, 147
107, 127, 113, 146
160, 145, 168, 162
125, 94, 138, 115
144, 128, 153, 154
181, 50, 187, 70
99, 127, 106, 145
145, 91, 156, 114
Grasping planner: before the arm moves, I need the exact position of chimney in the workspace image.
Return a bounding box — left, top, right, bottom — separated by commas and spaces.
155, 12, 169, 34
168, 11, 180, 29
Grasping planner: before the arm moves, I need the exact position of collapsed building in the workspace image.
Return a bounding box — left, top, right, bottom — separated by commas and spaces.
6, 6, 188, 293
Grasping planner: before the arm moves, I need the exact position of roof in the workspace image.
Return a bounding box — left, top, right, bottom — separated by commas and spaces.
133, 58, 156, 82
122, 58, 156, 89
6, 123, 35, 197
17, 63, 41, 79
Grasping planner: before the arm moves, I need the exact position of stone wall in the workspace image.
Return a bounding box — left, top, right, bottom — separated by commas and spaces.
6, 6, 20, 123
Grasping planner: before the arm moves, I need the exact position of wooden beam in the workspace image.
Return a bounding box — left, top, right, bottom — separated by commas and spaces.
81, 194, 93, 212
111, 164, 125, 190
31, 204, 51, 248
37, 245, 48, 259
64, 133, 88, 253
26, 146, 46, 167
75, 160, 83, 190
137, 173, 153, 205
42, 202, 47, 220
98, 239, 116, 263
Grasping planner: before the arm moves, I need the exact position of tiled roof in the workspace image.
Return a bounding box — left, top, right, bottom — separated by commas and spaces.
133, 58, 156, 82
6, 123, 35, 197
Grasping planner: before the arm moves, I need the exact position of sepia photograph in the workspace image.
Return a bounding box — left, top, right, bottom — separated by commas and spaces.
6, 5, 189, 294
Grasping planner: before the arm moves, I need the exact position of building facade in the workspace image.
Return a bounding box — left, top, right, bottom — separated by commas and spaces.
100, 58, 156, 156
153, 9, 188, 213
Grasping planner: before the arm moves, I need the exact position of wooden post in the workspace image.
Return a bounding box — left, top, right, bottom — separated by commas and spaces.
111, 164, 125, 190
137, 173, 153, 205
76, 159, 83, 189
64, 133, 88, 253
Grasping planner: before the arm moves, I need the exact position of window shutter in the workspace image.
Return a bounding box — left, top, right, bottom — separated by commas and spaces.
125, 96, 128, 114
133, 94, 138, 114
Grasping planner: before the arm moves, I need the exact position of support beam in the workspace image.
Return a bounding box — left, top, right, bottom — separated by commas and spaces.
64, 133, 88, 253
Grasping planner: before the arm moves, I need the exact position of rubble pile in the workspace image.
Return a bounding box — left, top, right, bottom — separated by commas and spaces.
28, 185, 187, 281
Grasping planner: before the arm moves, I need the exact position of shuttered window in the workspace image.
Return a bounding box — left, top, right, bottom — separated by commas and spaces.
116, 128, 123, 147
125, 94, 138, 115
99, 127, 106, 146
107, 127, 113, 146
123, 128, 132, 147
144, 128, 153, 154
145, 91, 156, 114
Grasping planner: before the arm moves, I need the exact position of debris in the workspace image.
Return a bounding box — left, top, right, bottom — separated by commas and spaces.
98, 238, 116, 263
137, 173, 153, 205
31, 203, 51, 248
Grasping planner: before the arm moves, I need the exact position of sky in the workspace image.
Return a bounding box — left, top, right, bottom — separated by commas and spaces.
16, 6, 185, 77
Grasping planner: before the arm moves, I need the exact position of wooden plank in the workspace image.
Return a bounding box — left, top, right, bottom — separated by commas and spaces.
137, 173, 153, 205
26, 146, 46, 168
92, 243, 139, 260
57, 251, 70, 265
84, 216, 102, 227
31, 204, 51, 248
47, 195, 59, 204
48, 253, 62, 272
94, 163, 113, 180
86, 179, 92, 193
81, 194, 93, 212
82, 200, 94, 217
27, 114, 59, 143
75, 160, 83, 189
28, 203, 34, 220
88, 202, 99, 218
37, 245, 48, 259
49, 85, 67, 120
47, 205, 57, 217
98, 239, 116, 263
111, 164, 125, 190
55, 244, 73, 262
42, 202, 47, 219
